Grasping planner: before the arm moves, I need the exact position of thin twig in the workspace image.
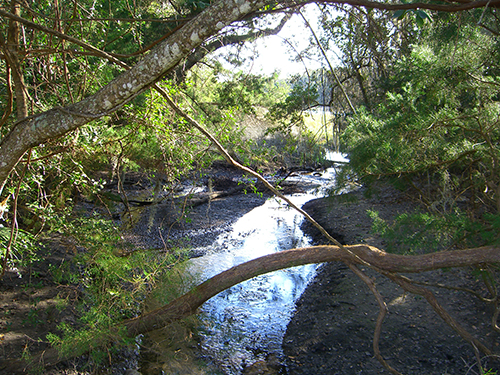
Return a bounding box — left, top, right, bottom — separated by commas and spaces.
410, 279, 497, 304
348, 264, 403, 375
299, 9, 356, 114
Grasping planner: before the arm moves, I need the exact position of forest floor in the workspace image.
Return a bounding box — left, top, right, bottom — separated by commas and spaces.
1, 166, 500, 375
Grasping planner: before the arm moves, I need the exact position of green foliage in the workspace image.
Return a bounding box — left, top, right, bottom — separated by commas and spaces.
44, 212, 190, 361
0, 225, 40, 271
267, 75, 319, 129
320, 7, 418, 109
181, 0, 213, 14
179, 65, 310, 168
368, 209, 500, 255
258, 129, 326, 167
393, 9, 432, 27
215, 72, 285, 115
483, 368, 498, 375
340, 22, 500, 213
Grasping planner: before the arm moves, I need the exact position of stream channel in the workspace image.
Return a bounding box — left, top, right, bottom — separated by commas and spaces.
141, 155, 345, 375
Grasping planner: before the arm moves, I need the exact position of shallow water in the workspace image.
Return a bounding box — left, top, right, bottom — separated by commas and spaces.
189, 194, 318, 373
143, 153, 346, 374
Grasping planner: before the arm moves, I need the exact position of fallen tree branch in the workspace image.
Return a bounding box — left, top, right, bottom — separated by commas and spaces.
123, 244, 500, 336
4, 244, 500, 373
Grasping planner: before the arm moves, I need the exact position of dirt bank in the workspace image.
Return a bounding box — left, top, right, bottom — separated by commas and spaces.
283, 186, 500, 374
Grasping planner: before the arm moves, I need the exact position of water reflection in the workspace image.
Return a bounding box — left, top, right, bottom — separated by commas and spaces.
189, 193, 319, 374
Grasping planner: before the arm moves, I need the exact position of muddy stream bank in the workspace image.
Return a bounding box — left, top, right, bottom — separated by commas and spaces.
2, 161, 499, 375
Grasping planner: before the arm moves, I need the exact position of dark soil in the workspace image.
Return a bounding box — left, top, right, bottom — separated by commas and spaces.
283, 185, 500, 375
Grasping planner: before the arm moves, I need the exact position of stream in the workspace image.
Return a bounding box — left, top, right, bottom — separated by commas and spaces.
191, 193, 318, 374
141, 155, 345, 374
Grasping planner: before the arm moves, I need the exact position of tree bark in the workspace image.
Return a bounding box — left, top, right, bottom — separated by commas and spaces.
3, 244, 500, 373
0, 0, 272, 195
171, 12, 293, 82
6, 0, 28, 120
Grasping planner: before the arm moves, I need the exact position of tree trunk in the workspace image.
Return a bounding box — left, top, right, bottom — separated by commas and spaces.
0, 0, 271, 195
6, 0, 28, 120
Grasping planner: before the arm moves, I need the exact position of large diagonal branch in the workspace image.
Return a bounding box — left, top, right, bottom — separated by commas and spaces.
5, 244, 499, 373
0, 0, 272, 195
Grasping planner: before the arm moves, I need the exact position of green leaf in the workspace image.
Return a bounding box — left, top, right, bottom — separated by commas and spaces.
417, 9, 432, 21
416, 13, 425, 27
393, 10, 407, 19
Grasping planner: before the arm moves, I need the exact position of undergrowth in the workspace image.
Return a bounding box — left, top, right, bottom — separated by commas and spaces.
368, 209, 500, 255
44, 212, 191, 368
0, 225, 40, 270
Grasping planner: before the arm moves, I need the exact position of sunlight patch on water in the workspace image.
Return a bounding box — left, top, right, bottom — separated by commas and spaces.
188, 193, 319, 374
190, 194, 313, 278
325, 150, 349, 163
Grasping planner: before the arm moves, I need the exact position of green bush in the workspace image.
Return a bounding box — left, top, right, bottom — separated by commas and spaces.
340, 27, 500, 214
46, 213, 190, 361
369, 209, 500, 255
0, 225, 40, 271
